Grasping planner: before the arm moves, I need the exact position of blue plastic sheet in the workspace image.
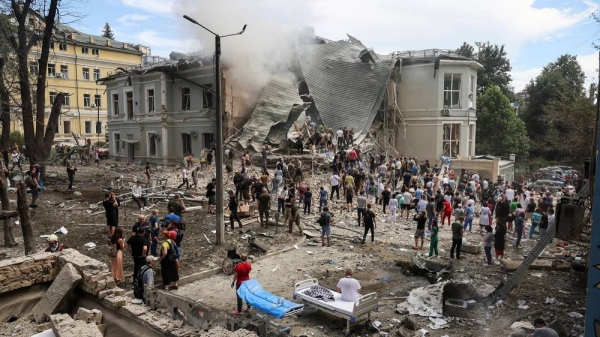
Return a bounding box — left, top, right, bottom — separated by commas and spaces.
237, 279, 303, 319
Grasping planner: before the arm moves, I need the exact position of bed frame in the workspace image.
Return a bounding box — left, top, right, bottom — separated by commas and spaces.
293, 278, 379, 336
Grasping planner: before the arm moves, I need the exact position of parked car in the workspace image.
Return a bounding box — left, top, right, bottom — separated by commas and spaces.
530, 180, 564, 194
97, 143, 109, 159
563, 185, 576, 196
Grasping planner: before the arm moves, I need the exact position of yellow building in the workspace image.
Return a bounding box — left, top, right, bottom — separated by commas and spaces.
11, 20, 144, 144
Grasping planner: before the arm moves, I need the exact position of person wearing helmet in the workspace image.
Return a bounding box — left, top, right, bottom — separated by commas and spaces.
45, 234, 66, 253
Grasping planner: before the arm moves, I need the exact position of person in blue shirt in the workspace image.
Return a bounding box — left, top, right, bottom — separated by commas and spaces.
529, 208, 543, 239
463, 202, 475, 232
318, 186, 328, 213
411, 165, 418, 176
415, 187, 423, 202
163, 207, 181, 228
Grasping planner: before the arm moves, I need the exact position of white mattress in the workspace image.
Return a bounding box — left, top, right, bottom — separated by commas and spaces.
295, 287, 355, 317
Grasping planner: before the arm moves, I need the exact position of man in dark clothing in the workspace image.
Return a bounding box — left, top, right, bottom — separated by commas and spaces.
402, 171, 411, 188
228, 190, 242, 230
257, 188, 271, 227
539, 212, 549, 241
233, 172, 244, 200
25, 170, 40, 208
450, 217, 464, 259
240, 178, 251, 204
495, 198, 510, 225
381, 186, 391, 214
167, 194, 186, 218
206, 178, 216, 214
131, 214, 151, 250
362, 204, 376, 243
127, 226, 149, 281
426, 196, 436, 230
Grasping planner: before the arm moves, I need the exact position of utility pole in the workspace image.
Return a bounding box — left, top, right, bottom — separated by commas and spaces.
183, 15, 246, 245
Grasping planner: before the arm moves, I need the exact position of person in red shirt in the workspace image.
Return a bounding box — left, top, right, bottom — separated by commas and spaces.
348, 148, 357, 168
441, 199, 452, 227
231, 253, 252, 315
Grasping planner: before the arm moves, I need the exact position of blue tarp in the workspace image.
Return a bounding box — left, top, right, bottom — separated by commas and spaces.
237, 279, 303, 319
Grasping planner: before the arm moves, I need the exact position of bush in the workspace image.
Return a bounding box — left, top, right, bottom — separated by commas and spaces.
9, 131, 24, 148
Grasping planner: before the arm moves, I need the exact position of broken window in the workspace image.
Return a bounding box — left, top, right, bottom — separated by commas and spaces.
181, 133, 192, 156
60, 65, 68, 78
442, 123, 460, 159
203, 85, 212, 108
149, 133, 157, 156
126, 91, 133, 119
48, 63, 55, 76
181, 87, 191, 110
147, 89, 155, 112
112, 93, 119, 115
63, 120, 71, 134
443, 74, 461, 109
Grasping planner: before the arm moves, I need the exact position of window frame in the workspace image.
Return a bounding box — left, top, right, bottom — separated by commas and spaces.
114, 133, 121, 154
29, 62, 38, 75
62, 93, 70, 106
48, 63, 55, 76
468, 123, 475, 157
92, 48, 99, 56
147, 88, 155, 112
59, 43, 67, 51
49, 92, 57, 105
59, 65, 68, 79
203, 85, 213, 108
443, 73, 462, 109
148, 132, 157, 156
81, 47, 89, 54
442, 123, 461, 159
83, 94, 91, 107
82, 68, 90, 80
84, 121, 92, 134
93, 69, 100, 81
94, 94, 101, 108
181, 87, 191, 111
63, 120, 71, 134
112, 93, 120, 115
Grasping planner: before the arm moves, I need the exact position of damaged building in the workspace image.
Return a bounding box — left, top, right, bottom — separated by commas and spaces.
100, 29, 481, 163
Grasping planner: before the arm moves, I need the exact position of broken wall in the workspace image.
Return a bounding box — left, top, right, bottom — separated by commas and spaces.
0, 252, 59, 295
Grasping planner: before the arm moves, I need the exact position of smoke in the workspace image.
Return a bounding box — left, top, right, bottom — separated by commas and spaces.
174, 0, 312, 102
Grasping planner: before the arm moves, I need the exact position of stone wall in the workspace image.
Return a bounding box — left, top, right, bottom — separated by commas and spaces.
0, 249, 117, 301
0, 252, 59, 294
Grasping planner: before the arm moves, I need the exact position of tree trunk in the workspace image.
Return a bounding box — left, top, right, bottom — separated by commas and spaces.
33, 0, 60, 165
0, 178, 16, 247
0, 210, 18, 219
16, 181, 35, 255
0, 58, 10, 150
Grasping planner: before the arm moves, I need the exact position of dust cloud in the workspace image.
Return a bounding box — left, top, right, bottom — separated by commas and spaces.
174, 0, 312, 104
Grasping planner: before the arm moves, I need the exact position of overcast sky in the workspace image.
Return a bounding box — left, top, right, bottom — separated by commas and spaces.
72, 0, 600, 92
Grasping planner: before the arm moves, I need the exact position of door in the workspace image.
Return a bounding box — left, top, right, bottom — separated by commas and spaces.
182, 133, 192, 156
128, 143, 135, 162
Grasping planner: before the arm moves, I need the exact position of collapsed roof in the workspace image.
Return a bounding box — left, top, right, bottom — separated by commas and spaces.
234, 33, 398, 150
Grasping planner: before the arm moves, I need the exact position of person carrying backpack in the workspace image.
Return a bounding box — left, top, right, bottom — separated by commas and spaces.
319, 207, 332, 247
159, 230, 180, 291
134, 256, 157, 303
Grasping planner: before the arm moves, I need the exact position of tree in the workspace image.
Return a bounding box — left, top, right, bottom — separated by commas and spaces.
455, 41, 513, 97
101, 22, 114, 39
521, 54, 586, 158
476, 85, 530, 159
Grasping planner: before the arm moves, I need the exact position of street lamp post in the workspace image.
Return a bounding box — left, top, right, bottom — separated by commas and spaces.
183, 15, 246, 245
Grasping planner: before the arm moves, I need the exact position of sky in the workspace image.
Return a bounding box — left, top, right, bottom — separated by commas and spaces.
69, 0, 600, 93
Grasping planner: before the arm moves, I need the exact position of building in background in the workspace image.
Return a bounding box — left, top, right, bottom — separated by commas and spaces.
10, 16, 145, 144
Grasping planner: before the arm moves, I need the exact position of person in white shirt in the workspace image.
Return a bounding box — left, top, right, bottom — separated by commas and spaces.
10, 150, 21, 171
505, 186, 515, 202
389, 197, 398, 222
177, 167, 189, 190
482, 179, 489, 191
336, 129, 344, 150
337, 268, 361, 302
400, 190, 413, 219
330, 174, 340, 200
131, 180, 147, 211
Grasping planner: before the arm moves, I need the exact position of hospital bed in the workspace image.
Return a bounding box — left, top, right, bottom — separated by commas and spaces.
293, 278, 379, 336
237, 279, 304, 333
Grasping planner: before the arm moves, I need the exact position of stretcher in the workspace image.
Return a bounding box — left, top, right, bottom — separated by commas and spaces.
237, 279, 304, 333
293, 278, 379, 336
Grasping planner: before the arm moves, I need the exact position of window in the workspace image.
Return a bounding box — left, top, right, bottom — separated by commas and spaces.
29, 62, 38, 75
442, 123, 461, 159
468, 124, 474, 157
112, 93, 119, 115
54, 123, 59, 134
96, 121, 102, 134
92, 48, 99, 56
82, 68, 89, 80
63, 120, 71, 134
81, 47, 89, 54
181, 133, 192, 155
49, 92, 57, 104
126, 91, 133, 119
59, 65, 68, 78
148, 133, 157, 156
443, 73, 461, 108
62, 93, 70, 106
203, 133, 214, 149
50, 42, 54, 49
203, 85, 213, 108
114, 133, 121, 154
84, 121, 92, 134
48, 64, 55, 76
469, 75, 474, 109
83, 94, 91, 107
59, 43, 67, 51
93, 69, 100, 81
147, 89, 155, 112
181, 87, 190, 110
94, 94, 101, 108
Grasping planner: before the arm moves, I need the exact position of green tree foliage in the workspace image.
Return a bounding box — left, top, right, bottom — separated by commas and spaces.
476, 85, 530, 158
9, 130, 23, 147
455, 41, 513, 97
101, 22, 114, 40
521, 54, 586, 159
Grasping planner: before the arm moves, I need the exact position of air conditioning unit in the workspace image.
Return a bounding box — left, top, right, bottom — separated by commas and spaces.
441, 109, 450, 116
91, 104, 97, 108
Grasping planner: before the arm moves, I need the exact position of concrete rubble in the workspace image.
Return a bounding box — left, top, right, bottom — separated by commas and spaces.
50, 313, 103, 337
32, 263, 82, 323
